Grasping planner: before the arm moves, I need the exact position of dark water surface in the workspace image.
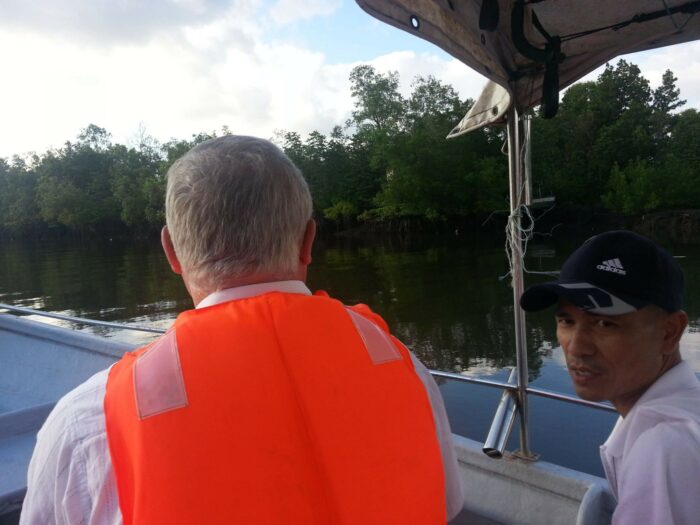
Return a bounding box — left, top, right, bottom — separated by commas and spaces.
2, 232, 699, 477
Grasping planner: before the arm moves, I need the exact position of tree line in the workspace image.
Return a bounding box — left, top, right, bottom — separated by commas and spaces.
1, 60, 698, 237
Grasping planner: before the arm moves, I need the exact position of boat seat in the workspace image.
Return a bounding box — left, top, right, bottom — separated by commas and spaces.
450, 507, 504, 524
0, 403, 55, 519
576, 481, 615, 525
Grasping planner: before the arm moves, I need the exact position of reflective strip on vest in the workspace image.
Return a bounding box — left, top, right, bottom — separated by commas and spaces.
133, 330, 188, 419
346, 308, 402, 365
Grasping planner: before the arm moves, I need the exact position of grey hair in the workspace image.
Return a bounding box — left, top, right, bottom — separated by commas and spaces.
165, 135, 312, 290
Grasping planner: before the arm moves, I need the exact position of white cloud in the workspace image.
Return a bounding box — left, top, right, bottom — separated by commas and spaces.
633, 41, 700, 109
0, 0, 234, 45
0, 0, 358, 158
0, 17, 485, 159
269, 0, 342, 26
1, 1, 698, 159
0, 30, 210, 156
0, 4, 303, 156
364, 51, 486, 100
182, 1, 262, 51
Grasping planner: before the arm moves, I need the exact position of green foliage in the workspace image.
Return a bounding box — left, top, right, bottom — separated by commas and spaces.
653, 70, 686, 117
0, 157, 40, 233
345, 73, 504, 222
110, 144, 161, 228
349, 65, 404, 134
533, 59, 695, 214
0, 59, 698, 236
603, 160, 659, 214
35, 138, 121, 230
323, 200, 358, 222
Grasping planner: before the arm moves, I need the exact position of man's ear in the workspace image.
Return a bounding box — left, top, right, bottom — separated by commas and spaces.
161, 226, 183, 275
661, 310, 689, 355
299, 219, 316, 267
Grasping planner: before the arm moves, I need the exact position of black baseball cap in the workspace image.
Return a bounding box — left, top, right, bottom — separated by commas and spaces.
520, 230, 684, 315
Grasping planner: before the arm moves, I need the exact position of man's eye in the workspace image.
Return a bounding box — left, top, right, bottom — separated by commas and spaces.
596, 319, 617, 328
556, 318, 573, 326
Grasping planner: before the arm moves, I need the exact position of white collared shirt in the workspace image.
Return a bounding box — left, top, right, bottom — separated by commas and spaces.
600, 360, 700, 525
20, 281, 463, 524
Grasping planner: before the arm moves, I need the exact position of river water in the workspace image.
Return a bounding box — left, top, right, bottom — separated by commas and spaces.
2, 231, 699, 477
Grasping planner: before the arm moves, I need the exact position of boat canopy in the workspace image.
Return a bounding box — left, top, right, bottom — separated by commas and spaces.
356, 0, 700, 132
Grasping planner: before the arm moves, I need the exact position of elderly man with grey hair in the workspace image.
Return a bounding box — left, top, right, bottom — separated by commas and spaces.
20, 135, 463, 525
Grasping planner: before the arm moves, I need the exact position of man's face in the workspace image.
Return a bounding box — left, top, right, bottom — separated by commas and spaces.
555, 299, 670, 415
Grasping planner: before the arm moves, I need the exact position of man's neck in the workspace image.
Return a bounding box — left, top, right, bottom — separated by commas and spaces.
616, 355, 683, 417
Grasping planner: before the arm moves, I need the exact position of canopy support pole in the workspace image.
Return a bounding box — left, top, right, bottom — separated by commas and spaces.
506, 105, 535, 459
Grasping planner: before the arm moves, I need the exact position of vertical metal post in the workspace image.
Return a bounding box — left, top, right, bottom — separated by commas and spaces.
523, 115, 533, 206
506, 106, 533, 459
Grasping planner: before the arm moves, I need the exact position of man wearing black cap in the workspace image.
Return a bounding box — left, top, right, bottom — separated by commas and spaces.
521, 230, 700, 524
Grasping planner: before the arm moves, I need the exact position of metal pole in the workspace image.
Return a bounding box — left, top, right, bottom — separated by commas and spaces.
523, 115, 533, 206
430, 370, 617, 413
0, 302, 167, 334
506, 106, 534, 459
483, 368, 518, 458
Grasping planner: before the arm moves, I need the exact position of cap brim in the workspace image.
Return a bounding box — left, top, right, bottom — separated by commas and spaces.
520, 281, 641, 315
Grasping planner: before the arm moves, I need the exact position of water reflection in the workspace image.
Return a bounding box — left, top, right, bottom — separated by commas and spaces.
309, 235, 550, 376
2, 234, 700, 375
1, 239, 187, 318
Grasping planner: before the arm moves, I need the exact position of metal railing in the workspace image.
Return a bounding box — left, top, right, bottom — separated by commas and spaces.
1, 301, 616, 459
0, 303, 166, 334
430, 370, 615, 412
1, 301, 616, 414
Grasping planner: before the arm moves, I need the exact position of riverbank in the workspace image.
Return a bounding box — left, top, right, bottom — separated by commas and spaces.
324, 207, 700, 244
3, 208, 700, 244
634, 210, 700, 243
531, 207, 700, 244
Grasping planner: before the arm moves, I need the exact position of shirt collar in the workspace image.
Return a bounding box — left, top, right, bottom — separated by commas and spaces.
601, 360, 699, 458
196, 280, 312, 309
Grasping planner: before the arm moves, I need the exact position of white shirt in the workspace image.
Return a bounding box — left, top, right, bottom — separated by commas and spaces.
20, 281, 464, 524
600, 360, 700, 525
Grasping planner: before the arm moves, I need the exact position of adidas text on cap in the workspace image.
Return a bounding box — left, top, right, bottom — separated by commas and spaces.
520, 230, 684, 315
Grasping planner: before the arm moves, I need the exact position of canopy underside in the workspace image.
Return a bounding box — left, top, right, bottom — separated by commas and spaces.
356, 0, 700, 123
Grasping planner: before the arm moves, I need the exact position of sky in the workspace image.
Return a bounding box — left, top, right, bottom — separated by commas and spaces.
1, 0, 700, 159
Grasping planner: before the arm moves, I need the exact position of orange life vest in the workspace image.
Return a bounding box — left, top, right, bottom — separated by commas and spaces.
104, 291, 446, 525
